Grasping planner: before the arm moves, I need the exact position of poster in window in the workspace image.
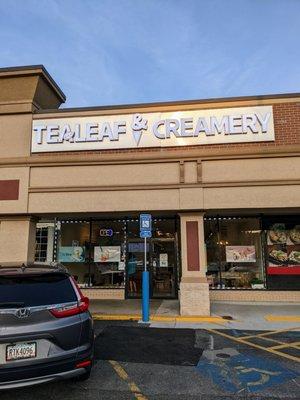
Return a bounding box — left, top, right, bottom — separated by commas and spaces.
288, 225, 300, 245
267, 223, 287, 245
94, 246, 121, 263
225, 246, 256, 263
267, 224, 300, 275
58, 246, 85, 262
159, 253, 168, 267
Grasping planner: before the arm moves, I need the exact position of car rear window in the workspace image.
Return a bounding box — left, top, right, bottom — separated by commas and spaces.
0, 273, 77, 307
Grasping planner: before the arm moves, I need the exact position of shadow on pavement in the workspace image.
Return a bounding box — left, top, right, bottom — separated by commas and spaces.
95, 326, 204, 366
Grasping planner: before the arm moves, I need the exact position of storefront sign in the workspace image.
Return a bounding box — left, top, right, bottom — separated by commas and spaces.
32, 106, 275, 152
225, 246, 256, 263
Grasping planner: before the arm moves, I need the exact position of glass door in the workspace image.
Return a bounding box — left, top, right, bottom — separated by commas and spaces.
126, 240, 150, 298
126, 217, 178, 299
151, 238, 177, 298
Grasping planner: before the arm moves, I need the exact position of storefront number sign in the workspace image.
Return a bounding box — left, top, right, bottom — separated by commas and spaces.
32, 106, 275, 153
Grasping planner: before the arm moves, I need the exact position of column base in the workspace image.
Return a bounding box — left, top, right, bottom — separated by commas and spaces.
179, 279, 210, 316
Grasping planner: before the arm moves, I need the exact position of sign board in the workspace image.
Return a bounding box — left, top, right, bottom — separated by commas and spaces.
99, 228, 114, 237
159, 253, 168, 267
140, 214, 152, 238
58, 246, 85, 262
94, 246, 121, 263
32, 106, 275, 153
225, 246, 256, 263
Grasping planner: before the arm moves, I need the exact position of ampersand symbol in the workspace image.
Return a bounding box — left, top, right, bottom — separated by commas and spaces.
132, 114, 148, 131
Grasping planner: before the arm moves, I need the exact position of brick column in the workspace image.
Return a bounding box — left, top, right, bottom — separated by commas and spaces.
0, 216, 37, 263
179, 213, 210, 316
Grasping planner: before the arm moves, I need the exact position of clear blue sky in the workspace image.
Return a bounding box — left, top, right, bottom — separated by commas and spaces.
0, 0, 299, 108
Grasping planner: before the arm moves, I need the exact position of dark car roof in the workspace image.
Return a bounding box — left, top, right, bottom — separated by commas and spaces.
0, 262, 68, 276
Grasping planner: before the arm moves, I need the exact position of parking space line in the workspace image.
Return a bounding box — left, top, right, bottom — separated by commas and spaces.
109, 360, 148, 400
269, 342, 300, 350
206, 328, 300, 363
246, 335, 292, 346
241, 326, 300, 340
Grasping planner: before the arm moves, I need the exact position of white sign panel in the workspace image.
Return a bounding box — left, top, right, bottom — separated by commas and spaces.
94, 246, 121, 263
32, 106, 275, 153
159, 253, 168, 267
225, 246, 256, 263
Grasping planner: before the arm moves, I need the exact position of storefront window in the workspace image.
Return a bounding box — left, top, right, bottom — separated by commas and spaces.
56, 220, 90, 286
126, 218, 178, 298
36, 216, 179, 296
205, 217, 265, 289
263, 216, 300, 290
90, 220, 126, 288
35, 222, 55, 263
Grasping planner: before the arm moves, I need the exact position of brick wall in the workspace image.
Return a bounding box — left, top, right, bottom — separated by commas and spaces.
82, 289, 125, 300
34, 102, 300, 158
210, 290, 300, 303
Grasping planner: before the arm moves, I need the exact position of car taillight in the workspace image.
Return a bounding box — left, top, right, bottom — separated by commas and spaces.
76, 360, 92, 369
50, 296, 89, 318
50, 277, 90, 318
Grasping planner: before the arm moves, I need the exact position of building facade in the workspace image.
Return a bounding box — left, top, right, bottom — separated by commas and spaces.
0, 65, 299, 315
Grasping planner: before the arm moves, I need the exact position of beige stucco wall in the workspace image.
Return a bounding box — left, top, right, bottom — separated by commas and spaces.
202, 157, 300, 183
0, 167, 30, 214
203, 184, 300, 209
0, 114, 32, 158
26, 157, 300, 213
0, 217, 36, 262
30, 162, 180, 187
28, 188, 181, 213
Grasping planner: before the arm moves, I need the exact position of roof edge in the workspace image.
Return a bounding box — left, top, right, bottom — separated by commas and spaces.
34, 91, 300, 114
0, 65, 66, 103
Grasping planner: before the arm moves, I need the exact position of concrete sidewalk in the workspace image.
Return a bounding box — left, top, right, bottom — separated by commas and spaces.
90, 299, 300, 331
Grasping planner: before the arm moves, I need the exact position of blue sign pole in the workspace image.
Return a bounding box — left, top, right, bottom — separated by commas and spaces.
140, 214, 152, 323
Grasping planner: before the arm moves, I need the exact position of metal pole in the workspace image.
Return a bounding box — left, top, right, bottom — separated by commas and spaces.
142, 236, 149, 322
144, 237, 147, 271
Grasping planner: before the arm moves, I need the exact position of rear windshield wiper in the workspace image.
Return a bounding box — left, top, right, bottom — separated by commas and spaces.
0, 302, 25, 308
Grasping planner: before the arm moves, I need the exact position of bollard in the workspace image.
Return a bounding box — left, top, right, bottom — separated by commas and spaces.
142, 271, 150, 322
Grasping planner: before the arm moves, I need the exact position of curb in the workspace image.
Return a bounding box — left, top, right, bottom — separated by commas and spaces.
265, 315, 300, 322
92, 313, 228, 324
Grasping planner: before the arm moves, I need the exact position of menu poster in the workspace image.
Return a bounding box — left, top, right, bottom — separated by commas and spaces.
267, 224, 300, 275
58, 246, 85, 262
225, 246, 256, 263
159, 253, 168, 267
94, 246, 121, 263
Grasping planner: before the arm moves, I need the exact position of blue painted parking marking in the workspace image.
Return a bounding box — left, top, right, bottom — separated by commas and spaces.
196, 351, 297, 393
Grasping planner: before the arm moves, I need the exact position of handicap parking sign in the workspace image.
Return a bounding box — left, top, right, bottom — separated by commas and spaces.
140, 214, 152, 238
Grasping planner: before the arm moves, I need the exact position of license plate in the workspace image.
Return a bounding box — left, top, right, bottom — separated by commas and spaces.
6, 342, 37, 361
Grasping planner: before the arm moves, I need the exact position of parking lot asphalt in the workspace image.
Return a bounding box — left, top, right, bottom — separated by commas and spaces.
1, 320, 300, 400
